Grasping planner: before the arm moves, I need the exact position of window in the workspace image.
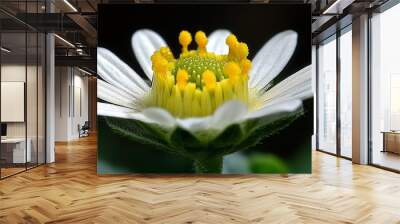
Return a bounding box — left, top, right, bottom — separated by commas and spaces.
317, 36, 337, 154
317, 25, 353, 159
339, 28, 352, 158
0, 2, 46, 179
370, 2, 400, 171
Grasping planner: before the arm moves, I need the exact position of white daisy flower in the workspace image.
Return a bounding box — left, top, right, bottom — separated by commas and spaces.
97, 29, 312, 173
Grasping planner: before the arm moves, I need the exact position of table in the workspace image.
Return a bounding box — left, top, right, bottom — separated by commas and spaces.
382, 131, 400, 154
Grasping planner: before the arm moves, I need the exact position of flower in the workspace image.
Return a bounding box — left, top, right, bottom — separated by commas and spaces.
97, 29, 312, 173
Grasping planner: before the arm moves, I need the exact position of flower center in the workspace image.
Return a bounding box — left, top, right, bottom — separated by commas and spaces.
172, 56, 225, 86
145, 30, 252, 118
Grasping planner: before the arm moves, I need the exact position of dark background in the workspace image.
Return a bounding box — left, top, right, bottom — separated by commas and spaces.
97, 3, 313, 174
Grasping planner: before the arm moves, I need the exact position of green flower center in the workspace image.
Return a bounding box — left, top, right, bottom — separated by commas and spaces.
173, 55, 226, 88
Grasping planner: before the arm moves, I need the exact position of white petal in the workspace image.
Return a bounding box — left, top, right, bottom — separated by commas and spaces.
249, 30, 298, 90
207, 29, 231, 55
259, 66, 312, 105
209, 100, 248, 130
246, 99, 302, 120
97, 102, 150, 123
132, 29, 167, 80
172, 101, 247, 142
97, 79, 140, 110
141, 108, 176, 128
176, 117, 210, 133
98, 103, 176, 128
176, 100, 247, 133
97, 47, 149, 96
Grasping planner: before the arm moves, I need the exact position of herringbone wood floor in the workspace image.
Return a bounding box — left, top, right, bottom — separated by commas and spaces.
1, 135, 400, 224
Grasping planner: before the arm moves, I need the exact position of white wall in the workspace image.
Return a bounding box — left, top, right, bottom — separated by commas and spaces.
55, 67, 89, 141
55, 66, 69, 141
72, 73, 89, 138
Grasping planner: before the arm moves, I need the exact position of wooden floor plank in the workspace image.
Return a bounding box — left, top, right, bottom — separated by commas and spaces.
0, 135, 400, 223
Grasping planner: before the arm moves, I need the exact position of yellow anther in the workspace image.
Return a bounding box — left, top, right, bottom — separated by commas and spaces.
240, 59, 252, 75
151, 51, 163, 64
237, 42, 249, 59
195, 31, 208, 55
202, 70, 216, 91
176, 69, 189, 90
226, 34, 239, 59
224, 62, 241, 83
160, 47, 174, 61
154, 57, 168, 78
226, 34, 238, 47
179, 30, 192, 54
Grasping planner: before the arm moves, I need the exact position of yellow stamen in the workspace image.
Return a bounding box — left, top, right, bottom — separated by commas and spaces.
166, 75, 175, 93
202, 70, 216, 91
224, 62, 241, 84
201, 89, 212, 116
226, 34, 238, 47
173, 86, 183, 117
160, 47, 174, 61
215, 82, 223, 108
195, 31, 208, 55
183, 83, 196, 116
176, 69, 189, 90
193, 90, 202, 116
240, 59, 252, 79
220, 79, 233, 101
179, 30, 192, 54
153, 57, 168, 79
237, 42, 249, 60
151, 51, 162, 62
226, 34, 238, 59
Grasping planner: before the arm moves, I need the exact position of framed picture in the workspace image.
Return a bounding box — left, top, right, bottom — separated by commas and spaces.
97, 3, 312, 174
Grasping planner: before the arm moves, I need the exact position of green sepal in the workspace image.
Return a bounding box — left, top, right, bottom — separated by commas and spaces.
104, 106, 303, 173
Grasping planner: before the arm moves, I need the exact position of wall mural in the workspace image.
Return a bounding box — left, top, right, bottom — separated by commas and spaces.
97, 4, 313, 174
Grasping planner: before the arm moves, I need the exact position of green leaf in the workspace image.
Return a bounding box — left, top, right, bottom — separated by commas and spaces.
103, 105, 303, 173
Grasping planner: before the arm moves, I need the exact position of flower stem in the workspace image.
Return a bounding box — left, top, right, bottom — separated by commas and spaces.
194, 157, 223, 174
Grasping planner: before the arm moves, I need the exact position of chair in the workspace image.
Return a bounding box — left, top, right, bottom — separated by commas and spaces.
78, 121, 90, 138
